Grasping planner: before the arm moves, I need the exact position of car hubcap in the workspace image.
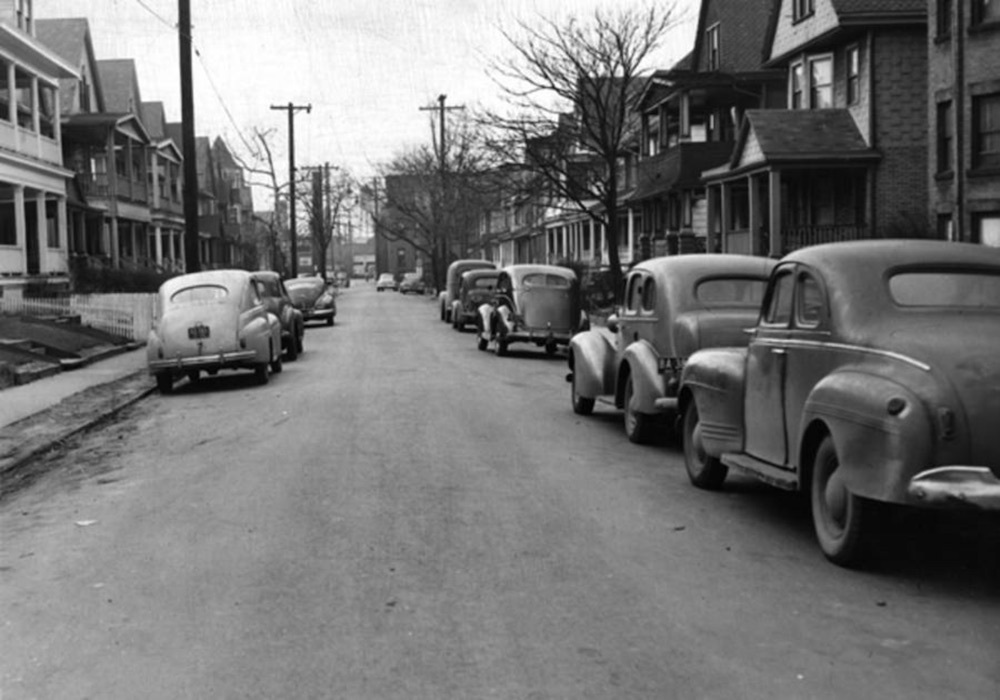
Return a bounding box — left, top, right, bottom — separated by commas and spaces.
824, 468, 848, 528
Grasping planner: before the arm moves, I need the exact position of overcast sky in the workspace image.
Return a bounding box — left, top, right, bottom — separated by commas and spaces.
37, 0, 699, 185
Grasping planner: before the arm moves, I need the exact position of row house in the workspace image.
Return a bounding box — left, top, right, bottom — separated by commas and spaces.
0, 2, 78, 295
704, 0, 930, 256
929, 0, 1000, 244
141, 101, 184, 271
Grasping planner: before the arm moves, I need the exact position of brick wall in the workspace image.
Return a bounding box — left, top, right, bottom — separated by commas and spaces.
872, 28, 931, 236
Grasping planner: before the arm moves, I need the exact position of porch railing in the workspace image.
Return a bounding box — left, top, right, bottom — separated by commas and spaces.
781, 225, 870, 254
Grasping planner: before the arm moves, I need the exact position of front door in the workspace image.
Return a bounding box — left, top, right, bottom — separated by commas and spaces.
24, 195, 39, 275
743, 267, 795, 466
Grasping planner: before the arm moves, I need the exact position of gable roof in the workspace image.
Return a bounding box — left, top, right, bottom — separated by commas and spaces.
97, 59, 141, 113
691, 0, 781, 72
140, 101, 166, 140
34, 17, 102, 112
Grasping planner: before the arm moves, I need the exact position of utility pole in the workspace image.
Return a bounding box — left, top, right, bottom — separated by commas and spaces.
178, 0, 200, 272
270, 102, 311, 277
419, 94, 464, 281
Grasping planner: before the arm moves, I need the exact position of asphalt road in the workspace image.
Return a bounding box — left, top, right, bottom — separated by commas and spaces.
1, 282, 998, 699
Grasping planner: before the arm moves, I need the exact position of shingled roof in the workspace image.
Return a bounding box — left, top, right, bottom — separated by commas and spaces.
97, 59, 141, 114
692, 0, 780, 72
35, 18, 105, 113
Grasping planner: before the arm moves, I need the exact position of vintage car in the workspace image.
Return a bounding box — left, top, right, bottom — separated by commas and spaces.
475, 264, 582, 356
567, 254, 775, 444
439, 259, 496, 322
147, 269, 283, 393
399, 272, 427, 295
679, 240, 1000, 566
251, 271, 305, 360
285, 276, 337, 326
451, 268, 500, 331
375, 272, 398, 292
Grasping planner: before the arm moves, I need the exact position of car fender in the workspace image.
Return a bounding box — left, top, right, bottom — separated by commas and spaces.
450, 299, 462, 320
618, 341, 663, 413
568, 327, 616, 399
439, 291, 448, 318
801, 370, 936, 504
475, 303, 494, 337
678, 347, 749, 456
495, 305, 514, 336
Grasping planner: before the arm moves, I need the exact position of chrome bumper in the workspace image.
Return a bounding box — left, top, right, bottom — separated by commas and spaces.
908, 466, 1000, 509
149, 350, 258, 372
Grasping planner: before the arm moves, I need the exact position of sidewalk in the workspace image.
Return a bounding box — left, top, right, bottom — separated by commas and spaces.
0, 346, 155, 478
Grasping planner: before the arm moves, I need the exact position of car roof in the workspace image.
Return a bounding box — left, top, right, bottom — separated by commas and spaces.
461, 269, 500, 280
160, 269, 250, 296
633, 254, 775, 281
501, 264, 577, 281
448, 259, 495, 272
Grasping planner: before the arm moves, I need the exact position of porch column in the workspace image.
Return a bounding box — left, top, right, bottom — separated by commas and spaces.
627, 207, 635, 264
154, 223, 163, 265
31, 76, 40, 134
706, 186, 718, 253
768, 170, 782, 258
748, 174, 761, 256
600, 221, 607, 262
57, 197, 67, 255
561, 225, 567, 259
13, 186, 25, 271
53, 88, 61, 143
110, 218, 120, 268
34, 192, 45, 272
720, 182, 731, 254
179, 230, 186, 272
589, 219, 595, 262
5, 62, 14, 123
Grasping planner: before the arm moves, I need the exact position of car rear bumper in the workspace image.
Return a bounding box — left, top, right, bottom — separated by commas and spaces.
505, 329, 574, 345
302, 308, 335, 321
907, 466, 1000, 509
149, 350, 259, 373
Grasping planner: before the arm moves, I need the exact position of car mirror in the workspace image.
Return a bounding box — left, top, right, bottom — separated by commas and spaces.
606, 314, 620, 334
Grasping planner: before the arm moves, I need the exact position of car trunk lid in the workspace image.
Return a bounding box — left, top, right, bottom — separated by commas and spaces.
159, 301, 239, 358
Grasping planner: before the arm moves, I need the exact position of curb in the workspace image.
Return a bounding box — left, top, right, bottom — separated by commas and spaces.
0, 369, 155, 481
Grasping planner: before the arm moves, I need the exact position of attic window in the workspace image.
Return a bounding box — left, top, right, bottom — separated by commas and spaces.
706, 24, 720, 71
793, 0, 814, 22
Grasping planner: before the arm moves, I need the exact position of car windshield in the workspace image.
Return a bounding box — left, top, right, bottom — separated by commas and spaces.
256, 278, 281, 296
170, 284, 228, 304
889, 270, 1000, 309
522, 273, 570, 289
695, 277, 768, 307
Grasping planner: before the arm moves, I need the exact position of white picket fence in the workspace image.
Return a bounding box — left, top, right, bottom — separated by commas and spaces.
0, 293, 157, 342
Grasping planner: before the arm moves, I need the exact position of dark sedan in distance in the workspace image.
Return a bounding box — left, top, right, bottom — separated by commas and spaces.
285, 276, 337, 326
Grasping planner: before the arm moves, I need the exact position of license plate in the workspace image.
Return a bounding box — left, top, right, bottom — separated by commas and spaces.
187, 323, 210, 339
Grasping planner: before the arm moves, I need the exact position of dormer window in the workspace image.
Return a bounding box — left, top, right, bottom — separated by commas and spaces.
793, 0, 814, 23
706, 24, 720, 71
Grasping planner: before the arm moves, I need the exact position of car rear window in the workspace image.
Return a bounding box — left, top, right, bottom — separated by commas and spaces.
473, 277, 496, 289
523, 273, 571, 288
170, 285, 228, 304
889, 271, 1000, 308
695, 277, 768, 306
286, 279, 323, 292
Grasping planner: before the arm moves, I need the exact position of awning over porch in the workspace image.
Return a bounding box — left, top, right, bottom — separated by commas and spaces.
706, 109, 881, 181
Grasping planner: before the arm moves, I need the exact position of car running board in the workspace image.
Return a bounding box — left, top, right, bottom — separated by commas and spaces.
721, 453, 799, 491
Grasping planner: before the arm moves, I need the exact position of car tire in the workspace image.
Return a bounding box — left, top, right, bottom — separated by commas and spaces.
296, 332, 305, 355
255, 359, 270, 385
570, 373, 595, 416
496, 338, 509, 357
810, 435, 874, 567
477, 336, 489, 351
186, 370, 200, 383
623, 374, 653, 444
156, 372, 173, 394
682, 400, 728, 490
270, 351, 283, 373
285, 334, 298, 361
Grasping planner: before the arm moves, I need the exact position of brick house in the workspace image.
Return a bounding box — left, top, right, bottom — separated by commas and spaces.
702, 0, 929, 256
629, 0, 786, 258
929, 0, 1000, 244
0, 4, 78, 296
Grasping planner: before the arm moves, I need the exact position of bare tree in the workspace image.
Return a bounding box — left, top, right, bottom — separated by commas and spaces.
376, 117, 497, 290
230, 127, 289, 275
484, 2, 680, 301
294, 165, 355, 281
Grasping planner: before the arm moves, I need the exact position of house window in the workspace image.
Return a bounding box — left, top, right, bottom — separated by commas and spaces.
14, 67, 34, 131
46, 201, 58, 248
791, 62, 804, 109
793, 0, 814, 22
937, 0, 953, 38
937, 100, 954, 174
38, 82, 56, 139
706, 24, 720, 71
810, 57, 833, 108
0, 201, 15, 245
17, 0, 32, 33
972, 92, 1000, 169
972, 0, 1000, 25
846, 47, 860, 105
976, 214, 1000, 246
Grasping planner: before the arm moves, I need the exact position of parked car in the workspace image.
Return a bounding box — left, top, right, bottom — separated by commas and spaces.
376, 273, 398, 292
440, 259, 496, 322
568, 254, 775, 444
399, 272, 426, 295
251, 271, 304, 360
147, 269, 283, 393
679, 240, 1000, 566
475, 264, 582, 356
285, 276, 336, 326
452, 269, 500, 331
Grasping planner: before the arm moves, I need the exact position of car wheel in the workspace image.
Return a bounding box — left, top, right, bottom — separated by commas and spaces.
623, 374, 653, 444
570, 373, 595, 416
477, 335, 489, 351
810, 435, 873, 566
327, 315, 334, 326
156, 372, 173, 394
255, 354, 271, 385
495, 338, 509, 357
270, 351, 283, 373
285, 334, 298, 361
296, 331, 305, 355
186, 370, 200, 383
440, 302, 446, 321
682, 400, 727, 490
545, 342, 558, 356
